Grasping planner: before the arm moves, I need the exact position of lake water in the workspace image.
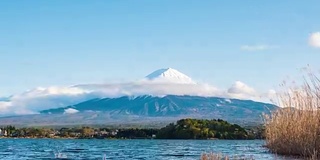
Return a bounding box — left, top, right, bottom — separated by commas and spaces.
0, 139, 298, 160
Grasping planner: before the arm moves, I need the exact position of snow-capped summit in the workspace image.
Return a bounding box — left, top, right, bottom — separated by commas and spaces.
145, 68, 196, 84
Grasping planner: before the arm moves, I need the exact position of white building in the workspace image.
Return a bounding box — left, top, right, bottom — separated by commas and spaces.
0, 129, 6, 136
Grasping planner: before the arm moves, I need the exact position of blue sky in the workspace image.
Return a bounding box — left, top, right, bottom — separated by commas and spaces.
1, 0, 320, 96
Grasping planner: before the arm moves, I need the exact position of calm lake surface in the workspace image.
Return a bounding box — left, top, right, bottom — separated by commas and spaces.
0, 139, 298, 160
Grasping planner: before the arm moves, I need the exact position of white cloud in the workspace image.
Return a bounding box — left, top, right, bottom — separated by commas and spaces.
240, 45, 276, 51
225, 81, 277, 103
64, 108, 79, 114
0, 86, 98, 116
267, 89, 277, 99
309, 32, 320, 48
228, 81, 256, 95
0, 80, 275, 116
77, 81, 222, 97
0, 101, 11, 113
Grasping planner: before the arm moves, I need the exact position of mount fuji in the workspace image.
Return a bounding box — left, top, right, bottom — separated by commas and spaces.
0, 68, 278, 126
145, 68, 196, 84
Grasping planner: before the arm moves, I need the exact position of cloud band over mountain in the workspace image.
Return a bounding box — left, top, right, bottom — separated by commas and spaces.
0, 68, 275, 116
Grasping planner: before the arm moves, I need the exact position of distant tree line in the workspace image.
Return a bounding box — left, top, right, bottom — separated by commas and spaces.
0, 119, 264, 139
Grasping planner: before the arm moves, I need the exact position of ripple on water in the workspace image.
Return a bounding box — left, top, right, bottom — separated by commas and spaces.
0, 139, 298, 160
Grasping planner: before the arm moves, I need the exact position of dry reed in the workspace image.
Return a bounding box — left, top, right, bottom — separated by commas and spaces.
200, 153, 229, 160
264, 73, 320, 158
200, 153, 254, 160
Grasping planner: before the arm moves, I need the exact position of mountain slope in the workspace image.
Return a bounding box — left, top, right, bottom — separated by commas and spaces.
40, 95, 277, 124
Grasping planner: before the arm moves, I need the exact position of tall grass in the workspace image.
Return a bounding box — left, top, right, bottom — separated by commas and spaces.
264, 73, 320, 158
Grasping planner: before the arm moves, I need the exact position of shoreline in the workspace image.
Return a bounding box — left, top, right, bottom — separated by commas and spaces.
0, 137, 262, 140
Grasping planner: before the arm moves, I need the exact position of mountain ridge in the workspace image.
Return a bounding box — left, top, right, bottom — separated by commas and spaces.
39, 95, 277, 124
